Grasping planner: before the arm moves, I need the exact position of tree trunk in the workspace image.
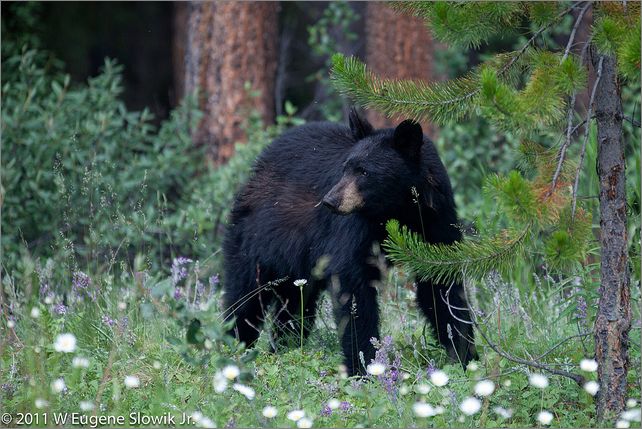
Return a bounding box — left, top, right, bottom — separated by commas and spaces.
592, 50, 631, 423
179, 1, 279, 165
365, 3, 440, 136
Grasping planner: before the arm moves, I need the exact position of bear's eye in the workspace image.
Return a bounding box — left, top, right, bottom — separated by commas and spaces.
356, 167, 368, 176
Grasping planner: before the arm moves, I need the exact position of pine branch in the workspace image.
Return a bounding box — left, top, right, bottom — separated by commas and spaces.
383, 219, 531, 284
331, 54, 480, 124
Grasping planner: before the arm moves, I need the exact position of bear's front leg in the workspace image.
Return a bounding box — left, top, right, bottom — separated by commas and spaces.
416, 280, 478, 366
333, 281, 380, 376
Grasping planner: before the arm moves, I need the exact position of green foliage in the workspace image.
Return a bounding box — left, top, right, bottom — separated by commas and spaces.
383, 219, 530, 284
331, 53, 480, 124
393, 2, 524, 49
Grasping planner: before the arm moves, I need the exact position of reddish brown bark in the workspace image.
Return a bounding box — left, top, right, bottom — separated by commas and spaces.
180, 2, 279, 164
592, 50, 631, 423
365, 3, 440, 136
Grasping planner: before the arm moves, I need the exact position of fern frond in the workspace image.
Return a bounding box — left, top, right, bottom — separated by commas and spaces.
383, 219, 531, 284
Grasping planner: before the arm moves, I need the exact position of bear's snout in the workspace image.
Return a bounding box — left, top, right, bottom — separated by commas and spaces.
323, 177, 364, 215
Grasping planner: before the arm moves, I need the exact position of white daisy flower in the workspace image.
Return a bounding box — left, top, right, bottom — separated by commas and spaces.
79, 401, 94, 411
124, 375, 140, 388
213, 371, 228, 393
413, 402, 436, 418
529, 373, 549, 389
190, 412, 203, 424
399, 386, 409, 395
467, 362, 479, 372
51, 378, 66, 394
153, 361, 162, 370
579, 359, 598, 372
621, 408, 641, 422
434, 405, 445, 415
627, 399, 637, 408
31, 307, 41, 318
537, 410, 554, 425
200, 417, 215, 428
366, 362, 386, 376
287, 410, 305, 422
616, 420, 631, 428
416, 383, 431, 394
460, 397, 481, 416
117, 301, 127, 311
297, 417, 313, 428
474, 380, 495, 397
232, 383, 255, 400
493, 406, 513, 419
294, 279, 308, 287
262, 406, 278, 418
54, 333, 77, 353
222, 365, 240, 380
327, 399, 340, 410
503, 379, 512, 387
583, 381, 599, 396
34, 398, 49, 409
430, 370, 449, 387
72, 356, 90, 368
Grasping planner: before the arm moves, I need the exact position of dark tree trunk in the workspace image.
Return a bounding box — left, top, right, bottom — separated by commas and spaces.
365, 3, 440, 136
177, 1, 279, 165
592, 50, 631, 423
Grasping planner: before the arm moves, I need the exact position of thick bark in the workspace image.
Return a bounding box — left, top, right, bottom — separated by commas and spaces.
365, 3, 440, 136
179, 1, 279, 164
592, 50, 631, 423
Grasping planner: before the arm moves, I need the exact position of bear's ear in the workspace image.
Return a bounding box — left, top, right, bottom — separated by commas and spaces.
349, 107, 374, 140
393, 119, 423, 158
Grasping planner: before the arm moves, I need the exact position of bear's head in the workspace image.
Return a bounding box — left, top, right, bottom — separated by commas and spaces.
322, 109, 426, 218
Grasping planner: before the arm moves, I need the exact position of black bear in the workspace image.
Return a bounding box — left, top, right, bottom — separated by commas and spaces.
223, 109, 477, 375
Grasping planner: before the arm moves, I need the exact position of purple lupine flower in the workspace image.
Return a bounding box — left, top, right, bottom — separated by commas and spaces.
102, 314, 116, 327
339, 401, 352, 412
171, 257, 193, 285
118, 316, 129, 333
54, 304, 67, 315
72, 271, 96, 301
426, 361, 436, 376
173, 287, 183, 301
320, 405, 332, 417
576, 295, 587, 321
370, 335, 402, 398
209, 274, 220, 288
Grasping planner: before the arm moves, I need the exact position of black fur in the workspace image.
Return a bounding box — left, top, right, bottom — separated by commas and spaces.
222, 111, 478, 375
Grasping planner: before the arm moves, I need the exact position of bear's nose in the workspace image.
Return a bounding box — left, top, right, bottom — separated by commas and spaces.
322, 196, 340, 213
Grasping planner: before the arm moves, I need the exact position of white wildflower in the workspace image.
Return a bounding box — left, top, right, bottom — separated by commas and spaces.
124, 375, 140, 388
627, 399, 637, 408
72, 356, 90, 368
232, 383, 255, 400
34, 398, 49, 409
213, 371, 228, 393
327, 399, 340, 410
200, 417, 215, 428
474, 380, 495, 397
51, 378, 66, 394
190, 412, 203, 424
399, 385, 409, 395
616, 420, 631, 428
222, 365, 240, 380
297, 417, 313, 428
31, 307, 41, 318
262, 406, 278, 418
54, 333, 77, 353
503, 379, 512, 387
413, 402, 436, 418
7, 320, 15, 329
529, 373, 549, 389
621, 408, 641, 422
583, 381, 599, 396
434, 405, 445, 415
294, 279, 308, 287
493, 406, 513, 419
467, 362, 479, 372
153, 361, 162, 370
460, 397, 481, 415
537, 410, 554, 425
430, 370, 449, 387
366, 362, 386, 376
117, 301, 127, 311
579, 358, 598, 372
79, 401, 94, 411
287, 410, 305, 422
416, 383, 431, 394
